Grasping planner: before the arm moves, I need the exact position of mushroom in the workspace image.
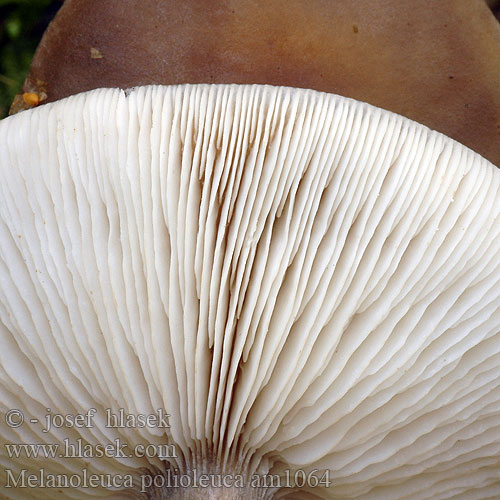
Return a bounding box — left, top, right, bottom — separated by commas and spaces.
1, 83, 500, 499
16, 0, 500, 166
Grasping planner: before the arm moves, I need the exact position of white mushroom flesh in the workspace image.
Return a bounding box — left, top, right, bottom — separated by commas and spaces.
0, 84, 499, 499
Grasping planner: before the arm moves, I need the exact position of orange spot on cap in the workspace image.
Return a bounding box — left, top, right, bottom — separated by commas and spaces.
22, 93, 40, 106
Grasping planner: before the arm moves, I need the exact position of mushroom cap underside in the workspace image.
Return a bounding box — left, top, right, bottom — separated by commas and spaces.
1, 85, 500, 499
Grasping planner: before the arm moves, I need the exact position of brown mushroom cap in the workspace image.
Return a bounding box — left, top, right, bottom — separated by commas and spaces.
21, 0, 500, 165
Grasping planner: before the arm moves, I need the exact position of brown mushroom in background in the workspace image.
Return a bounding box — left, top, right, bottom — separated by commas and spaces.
15, 0, 500, 166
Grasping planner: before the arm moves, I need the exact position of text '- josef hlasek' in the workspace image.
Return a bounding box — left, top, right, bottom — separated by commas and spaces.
3, 408, 177, 461
4, 408, 171, 433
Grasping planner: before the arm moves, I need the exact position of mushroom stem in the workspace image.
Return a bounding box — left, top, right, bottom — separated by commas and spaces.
142, 466, 272, 500
158, 483, 266, 500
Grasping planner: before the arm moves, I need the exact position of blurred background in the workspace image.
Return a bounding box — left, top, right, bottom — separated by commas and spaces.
0, 0, 499, 119
0, 0, 62, 118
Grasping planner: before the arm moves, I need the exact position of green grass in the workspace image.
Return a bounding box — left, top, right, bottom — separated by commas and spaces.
0, 0, 61, 118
